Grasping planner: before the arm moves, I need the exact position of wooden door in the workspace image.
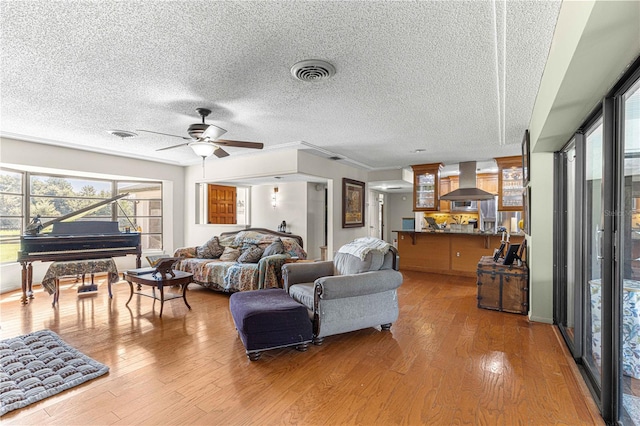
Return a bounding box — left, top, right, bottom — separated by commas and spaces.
208, 184, 236, 224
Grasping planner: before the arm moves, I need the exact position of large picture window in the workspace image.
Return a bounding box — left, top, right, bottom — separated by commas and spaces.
0, 169, 163, 263
0, 169, 24, 263
117, 182, 163, 250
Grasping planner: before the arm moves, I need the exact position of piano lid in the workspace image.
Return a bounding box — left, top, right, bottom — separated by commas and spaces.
25, 193, 130, 236
50, 221, 121, 235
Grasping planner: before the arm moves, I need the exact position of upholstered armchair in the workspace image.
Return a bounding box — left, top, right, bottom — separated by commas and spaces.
282, 238, 403, 344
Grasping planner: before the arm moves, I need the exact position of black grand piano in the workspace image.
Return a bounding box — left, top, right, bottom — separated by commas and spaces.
18, 193, 142, 304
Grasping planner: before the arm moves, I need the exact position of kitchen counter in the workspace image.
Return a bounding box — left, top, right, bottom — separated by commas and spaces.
393, 229, 524, 277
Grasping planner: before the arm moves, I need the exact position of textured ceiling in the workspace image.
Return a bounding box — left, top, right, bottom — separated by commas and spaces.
1, 1, 561, 170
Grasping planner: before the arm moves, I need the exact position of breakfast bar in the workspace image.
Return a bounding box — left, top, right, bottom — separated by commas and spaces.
394, 230, 524, 277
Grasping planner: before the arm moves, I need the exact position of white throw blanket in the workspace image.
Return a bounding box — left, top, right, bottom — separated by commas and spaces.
337, 237, 391, 260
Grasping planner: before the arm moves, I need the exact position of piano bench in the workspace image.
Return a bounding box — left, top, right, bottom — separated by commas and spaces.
42, 259, 121, 307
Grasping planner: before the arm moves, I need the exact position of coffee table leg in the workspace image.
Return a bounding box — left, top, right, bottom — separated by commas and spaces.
158, 284, 164, 317
182, 283, 191, 310
125, 280, 134, 306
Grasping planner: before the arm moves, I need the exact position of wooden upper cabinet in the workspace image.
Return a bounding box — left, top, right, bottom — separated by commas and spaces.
477, 173, 498, 195
495, 156, 524, 211
449, 176, 459, 191
439, 177, 451, 212
208, 184, 237, 224
412, 163, 443, 212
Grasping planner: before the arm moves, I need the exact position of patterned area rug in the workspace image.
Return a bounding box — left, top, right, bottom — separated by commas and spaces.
0, 330, 109, 416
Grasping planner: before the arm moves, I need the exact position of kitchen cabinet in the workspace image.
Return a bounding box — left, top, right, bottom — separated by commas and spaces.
439, 177, 451, 212
477, 173, 498, 195
496, 156, 524, 211
394, 230, 524, 277
412, 163, 443, 211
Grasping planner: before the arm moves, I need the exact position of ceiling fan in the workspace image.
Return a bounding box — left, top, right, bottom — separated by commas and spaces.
137, 107, 264, 160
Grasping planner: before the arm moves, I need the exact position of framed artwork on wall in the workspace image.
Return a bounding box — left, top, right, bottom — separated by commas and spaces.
342, 178, 365, 228
522, 129, 530, 186
523, 186, 531, 235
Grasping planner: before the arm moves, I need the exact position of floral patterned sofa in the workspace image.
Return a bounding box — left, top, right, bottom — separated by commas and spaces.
173, 228, 306, 292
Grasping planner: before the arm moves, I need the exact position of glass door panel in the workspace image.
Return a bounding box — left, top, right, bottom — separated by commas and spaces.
584, 120, 604, 389
560, 143, 578, 346
620, 79, 640, 425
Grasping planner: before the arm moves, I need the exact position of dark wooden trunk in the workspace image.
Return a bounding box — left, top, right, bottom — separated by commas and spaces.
477, 255, 529, 314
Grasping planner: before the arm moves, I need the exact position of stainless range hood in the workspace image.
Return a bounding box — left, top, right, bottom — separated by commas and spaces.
440, 161, 495, 201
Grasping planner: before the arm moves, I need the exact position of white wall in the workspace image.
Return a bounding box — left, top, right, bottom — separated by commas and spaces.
528, 153, 554, 323
0, 137, 185, 293
296, 151, 370, 258
182, 149, 300, 246
306, 182, 326, 260
386, 192, 414, 244
181, 149, 370, 260
250, 181, 324, 258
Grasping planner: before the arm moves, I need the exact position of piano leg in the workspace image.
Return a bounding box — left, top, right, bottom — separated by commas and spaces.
27, 263, 34, 300
21, 262, 28, 305
20, 262, 34, 305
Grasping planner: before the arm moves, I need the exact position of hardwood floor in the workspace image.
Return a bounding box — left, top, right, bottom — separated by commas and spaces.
0, 270, 603, 425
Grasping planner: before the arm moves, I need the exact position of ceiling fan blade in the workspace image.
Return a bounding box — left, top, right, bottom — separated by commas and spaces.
214, 147, 230, 158
137, 129, 191, 140
156, 142, 190, 151
215, 139, 264, 149
202, 124, 227, 140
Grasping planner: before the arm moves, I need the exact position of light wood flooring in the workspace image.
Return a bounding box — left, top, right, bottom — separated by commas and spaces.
0, 270, 604, 425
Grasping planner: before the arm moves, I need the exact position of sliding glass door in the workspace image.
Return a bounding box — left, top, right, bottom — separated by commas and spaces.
619, 77, 640, 425
584, 120, 605, 392
556, 141, 580, 353
554, 59, 640, 424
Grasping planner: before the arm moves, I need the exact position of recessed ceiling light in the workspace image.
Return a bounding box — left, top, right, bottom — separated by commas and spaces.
413, 149, 426, 153
107, 130, 137, 139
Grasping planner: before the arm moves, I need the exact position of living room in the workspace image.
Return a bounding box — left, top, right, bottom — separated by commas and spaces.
1, 1, 640, 424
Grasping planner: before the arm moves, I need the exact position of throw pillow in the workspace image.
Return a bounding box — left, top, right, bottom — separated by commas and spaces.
238, 245, 264, 263
196, 236, 224, 259
219, 246, 241, 262
262, 238, 285, 257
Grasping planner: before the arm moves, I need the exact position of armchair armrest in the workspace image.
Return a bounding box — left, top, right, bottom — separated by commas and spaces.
315, 269, 403, 300
282, 261, 334, 292
173, 247, 197, 258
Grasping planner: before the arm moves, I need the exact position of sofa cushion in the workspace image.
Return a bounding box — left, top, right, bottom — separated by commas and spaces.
238, 245, 264, 263
231, 230, 265, 247
262, 238, 285, 257
288, 283, 315, 311
220, 246, 241, 262
196, 236, 224, 259
282, 239, 307, 259
334, 251, 384, 275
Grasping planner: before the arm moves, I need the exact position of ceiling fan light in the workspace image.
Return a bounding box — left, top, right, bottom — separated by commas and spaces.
189, 141, 216, 157
202, 124, 227, 140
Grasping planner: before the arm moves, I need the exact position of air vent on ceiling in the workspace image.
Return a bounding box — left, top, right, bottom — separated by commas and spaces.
290, 59, 336, 82
107, 130, 138, 139
329, 156, 342, 161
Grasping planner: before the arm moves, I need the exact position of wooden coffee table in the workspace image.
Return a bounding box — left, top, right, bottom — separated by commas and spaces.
123, 270, 193, 317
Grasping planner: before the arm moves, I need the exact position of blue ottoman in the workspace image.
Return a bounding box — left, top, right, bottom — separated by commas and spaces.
229, 288, 313, 361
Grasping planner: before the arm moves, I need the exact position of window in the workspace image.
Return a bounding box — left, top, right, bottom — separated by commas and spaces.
117, 182, 163, 250
0, 169, 24, 262
29, 174, 113, 232
0, 170, 163, 263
